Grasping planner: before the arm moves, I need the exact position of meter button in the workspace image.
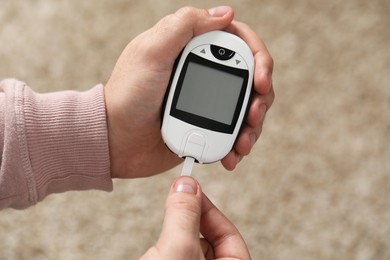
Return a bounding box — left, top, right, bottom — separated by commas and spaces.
210, 45, 235, 61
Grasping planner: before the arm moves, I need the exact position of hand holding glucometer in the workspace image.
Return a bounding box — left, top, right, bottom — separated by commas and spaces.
161, 30, 254, 175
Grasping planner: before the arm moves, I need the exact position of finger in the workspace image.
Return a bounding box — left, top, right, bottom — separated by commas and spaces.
200, 238, 214, 260
220, 21, 275, 171
156, 177, 202, 258
233, 93, 271, 155
200, 194, 251, 259
225, 21, 274, 96
236, 125, 263, 156
220, 125, 262, 171
233, 86, 275, 154
220, 149, 241, 171
220, 97, 267, 170
225, 22, 274, 134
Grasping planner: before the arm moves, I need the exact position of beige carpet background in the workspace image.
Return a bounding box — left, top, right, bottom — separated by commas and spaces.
0, 0, 389, 259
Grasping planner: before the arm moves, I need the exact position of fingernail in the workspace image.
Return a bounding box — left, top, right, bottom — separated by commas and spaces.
260, 104, 267, 121
249, 133, 257, 147
208, 6, 230, 17
174, 177, 198, 194
235, 153, 243, 165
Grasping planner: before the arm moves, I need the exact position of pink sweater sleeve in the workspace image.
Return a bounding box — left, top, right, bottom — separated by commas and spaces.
0, 79, 113, 209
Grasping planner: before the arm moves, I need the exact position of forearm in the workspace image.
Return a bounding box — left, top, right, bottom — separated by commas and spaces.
0, 79, 113, 210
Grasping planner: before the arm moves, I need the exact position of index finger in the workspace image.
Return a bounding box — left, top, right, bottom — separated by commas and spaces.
200, 194, 251, 259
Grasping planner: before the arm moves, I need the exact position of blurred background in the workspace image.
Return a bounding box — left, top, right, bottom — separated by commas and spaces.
0, 0, 389, 259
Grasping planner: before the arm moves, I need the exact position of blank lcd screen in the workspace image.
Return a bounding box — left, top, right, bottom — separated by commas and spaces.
175, 62, 244, 125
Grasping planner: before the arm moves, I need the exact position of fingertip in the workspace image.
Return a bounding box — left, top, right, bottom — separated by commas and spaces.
208, 6, 234, 18
246, 96, 262, 128
249, 132, 257, 147
221, 151, 236, 171
221, 150, 243, 171
254, 53, 274, 95
236, 153, 243, 165
235, 127, 255, 156
172, 176, 201, 196
194, 6, 234, 36
174, 6, 234, 33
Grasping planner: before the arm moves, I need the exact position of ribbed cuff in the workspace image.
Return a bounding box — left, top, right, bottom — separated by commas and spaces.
22, 84, 113, 203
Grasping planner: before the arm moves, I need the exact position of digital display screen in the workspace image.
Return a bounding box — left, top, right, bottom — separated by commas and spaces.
175, 61, 244, 125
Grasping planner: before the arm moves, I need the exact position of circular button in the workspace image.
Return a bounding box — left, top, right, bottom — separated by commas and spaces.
218, 48, 226, 56
211, 45, 235, 61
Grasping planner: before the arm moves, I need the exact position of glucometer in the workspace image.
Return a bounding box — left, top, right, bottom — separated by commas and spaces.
161, 30, 254, 167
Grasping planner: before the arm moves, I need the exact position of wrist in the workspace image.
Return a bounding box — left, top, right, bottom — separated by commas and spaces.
23, 83, 113, 202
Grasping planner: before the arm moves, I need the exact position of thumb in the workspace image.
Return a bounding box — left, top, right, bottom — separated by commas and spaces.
145, 6, 234, 61
156, 176, 203, 258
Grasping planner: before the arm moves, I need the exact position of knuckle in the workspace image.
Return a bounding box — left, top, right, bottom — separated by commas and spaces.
175, 6, 209, 26
175, 6, 198, 19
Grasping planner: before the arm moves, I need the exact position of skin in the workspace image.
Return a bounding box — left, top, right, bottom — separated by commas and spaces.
104, 6, 274, 179
140, 176, 252, 260
104, 6, 274, 259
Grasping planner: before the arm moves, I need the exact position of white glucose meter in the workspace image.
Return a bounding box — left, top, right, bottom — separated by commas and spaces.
161, 30, 254, 164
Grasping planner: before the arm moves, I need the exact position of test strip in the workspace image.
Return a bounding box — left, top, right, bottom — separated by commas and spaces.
181, 157, 195, 176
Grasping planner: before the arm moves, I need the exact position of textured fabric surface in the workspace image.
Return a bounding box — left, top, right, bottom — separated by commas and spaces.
0, 0, 389, 259
0, 79, 113, 209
